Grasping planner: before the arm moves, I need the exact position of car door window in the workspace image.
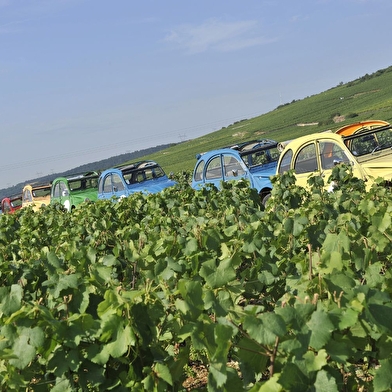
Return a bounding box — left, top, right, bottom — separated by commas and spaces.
320, 141, 350, 170
23, 189, 33, 202
3, 200, 11, 213
205, 156, 223, 180
103, 176, 113, 193
278, 149, 293, 174
53, 183, 60, 198
223, 155, 244, 178
294, 144, 318, 174
194, 160, 205, 181
112, 174, 125, 192
60, 181, 68, 196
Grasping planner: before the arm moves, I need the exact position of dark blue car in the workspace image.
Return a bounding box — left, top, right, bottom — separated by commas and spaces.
191, 139, 280, 204
98, 160, 177, 200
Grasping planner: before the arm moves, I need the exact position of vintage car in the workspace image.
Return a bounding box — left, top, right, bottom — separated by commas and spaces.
97, 160, 177, 200
51, 171, 100, 211
1, 194, 22, 214
22, 183, 51, 211
276, 121, 392, 190
191, 139, 280, 204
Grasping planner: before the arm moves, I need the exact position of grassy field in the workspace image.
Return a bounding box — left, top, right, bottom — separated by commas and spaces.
136, 66, 392, 176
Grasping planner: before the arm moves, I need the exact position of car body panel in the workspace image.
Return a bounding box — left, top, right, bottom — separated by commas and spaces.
51, 171, 100, 211
277, 122, 392, 189
1, 194, 22, 214
22, 184, 51, 211
191, 139, 280, 201
98, 160, 177, 200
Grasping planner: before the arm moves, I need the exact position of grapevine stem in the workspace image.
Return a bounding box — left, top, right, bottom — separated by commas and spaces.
269, 336, 279, 376
307, 244, 313, 280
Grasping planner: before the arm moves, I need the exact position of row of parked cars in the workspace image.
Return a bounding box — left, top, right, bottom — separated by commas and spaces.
191, 119, 392, 201
1, 160, 177, 214
2, 119, 392, 214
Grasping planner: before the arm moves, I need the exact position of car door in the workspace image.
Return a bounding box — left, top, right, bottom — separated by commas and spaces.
100, 173, 126, 199
293, 139, 362, 189
111, 173, 127, 198
59, 181, 71, 211
203, 155, 224, 189
293, 142, 319, 188
222, 154, 247, 182
2, 199, 11, 214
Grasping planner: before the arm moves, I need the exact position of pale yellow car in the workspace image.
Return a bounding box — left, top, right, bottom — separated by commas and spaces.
22, 183, 52, 211
276, 121, 392, 190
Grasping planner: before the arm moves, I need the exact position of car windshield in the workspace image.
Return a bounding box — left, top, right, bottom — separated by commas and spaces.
344, 127, 392, 156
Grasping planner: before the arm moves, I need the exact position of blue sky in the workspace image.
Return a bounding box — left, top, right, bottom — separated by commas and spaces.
1, 0, 392, 189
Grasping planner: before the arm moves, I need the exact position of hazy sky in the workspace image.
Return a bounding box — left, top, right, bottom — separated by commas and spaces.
1, 0, 392, 189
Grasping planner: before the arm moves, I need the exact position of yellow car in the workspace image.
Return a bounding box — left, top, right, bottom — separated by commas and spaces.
277, 121, 392, 190
22, 183, 52, 211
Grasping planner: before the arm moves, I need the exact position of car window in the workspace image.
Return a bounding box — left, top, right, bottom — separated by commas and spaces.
33, 187, 51, 198
152, 166, 165, 179
53, 183, 60, 198
112, 174, 125, 191
60, 181, 68, 196
136, 171, 146, 183
278, 149, 293, 174
320, 141, 350, 170
294, 144, 318, 174
2, 200, 11, 213
143, 168, 154, 181
223, 155, 244, 178
23, 189, 33, 202
194, 160, 205, 181
205, 156, 223, 180
69, 179, 82, 191
347, 128, 392, 156
103, 176, 113, 193
375, 128, 392, 149
350, 134, 377, 156
12, 198, 22, 208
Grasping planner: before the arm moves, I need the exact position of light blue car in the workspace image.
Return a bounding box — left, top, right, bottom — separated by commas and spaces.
98, 160, 177, 200
191, 139, 280, 204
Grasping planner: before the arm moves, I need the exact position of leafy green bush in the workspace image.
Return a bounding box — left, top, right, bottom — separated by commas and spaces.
0, 171, 392, 391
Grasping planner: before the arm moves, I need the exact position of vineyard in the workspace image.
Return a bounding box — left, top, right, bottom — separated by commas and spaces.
0, 167, 392, 391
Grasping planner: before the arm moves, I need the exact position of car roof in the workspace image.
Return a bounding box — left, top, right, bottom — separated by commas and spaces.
279, 132, 343, 151
336, 120, 390, 136
116, 160, 159, 172
196, 139, 278, 160
4, 194, 22, 201
23, 183, 51, 191
59, 171, 100, 181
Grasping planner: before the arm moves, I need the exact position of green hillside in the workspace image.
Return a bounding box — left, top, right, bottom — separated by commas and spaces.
141, 66, 392, 175
2, 65, 392, 201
